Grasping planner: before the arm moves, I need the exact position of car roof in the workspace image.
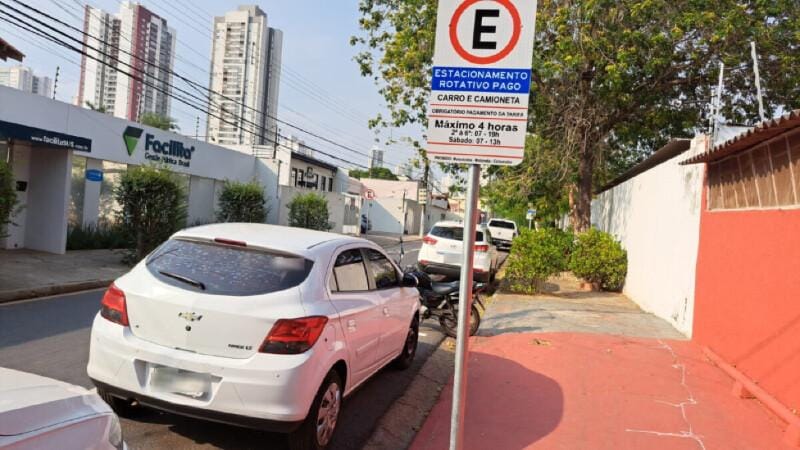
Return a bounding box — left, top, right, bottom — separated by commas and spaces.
174, 223, 370, 258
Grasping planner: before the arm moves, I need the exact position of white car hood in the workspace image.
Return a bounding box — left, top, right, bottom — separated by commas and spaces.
0, 368, 110, 436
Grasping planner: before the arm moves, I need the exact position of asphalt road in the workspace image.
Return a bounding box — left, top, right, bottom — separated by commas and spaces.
0, 239, 442, 450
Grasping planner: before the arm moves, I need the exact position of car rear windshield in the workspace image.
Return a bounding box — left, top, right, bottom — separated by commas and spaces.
430, 226, 484, 242
488, 220, 515, 229
146, 239, 313, 296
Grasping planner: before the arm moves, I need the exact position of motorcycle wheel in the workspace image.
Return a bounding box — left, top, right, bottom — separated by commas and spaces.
439, 304, 481, 338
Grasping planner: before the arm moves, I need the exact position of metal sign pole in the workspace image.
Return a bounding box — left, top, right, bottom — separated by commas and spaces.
449, 163, 480, 450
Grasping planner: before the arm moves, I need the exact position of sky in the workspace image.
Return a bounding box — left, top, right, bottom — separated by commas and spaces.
0, 0, 425, 174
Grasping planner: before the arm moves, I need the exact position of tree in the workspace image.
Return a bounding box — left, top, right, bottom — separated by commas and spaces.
216, 180, 269, 223
0, 159, 20, 239
287, 193, 332, 231
115, 166, 186, 263
348, 167, 399, 180
85, 101, 108, 113
139, 112, 179, 131
354, 0, 800, 230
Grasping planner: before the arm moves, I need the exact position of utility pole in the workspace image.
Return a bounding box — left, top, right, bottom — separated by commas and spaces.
52, 66, 59, 99
195, 116, 200, 140
751, 41, 766, 122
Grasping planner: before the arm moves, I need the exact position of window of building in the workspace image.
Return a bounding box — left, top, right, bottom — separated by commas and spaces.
332, 249, 369, 292
708, 130, 800, 210
69, 156, 87, 228
328, 177, 334, 192
98, 160, 127, 225
320, 175, 326, 192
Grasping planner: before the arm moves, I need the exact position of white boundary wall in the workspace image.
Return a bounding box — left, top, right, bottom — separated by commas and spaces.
591, 136, 706, 336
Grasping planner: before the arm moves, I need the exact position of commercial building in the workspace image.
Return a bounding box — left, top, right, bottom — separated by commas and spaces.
77, 2, 176, 121
206, 6, 282, 147
0, 65, 52, 97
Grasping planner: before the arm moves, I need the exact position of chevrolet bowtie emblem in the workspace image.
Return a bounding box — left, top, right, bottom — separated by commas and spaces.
178, 312, 203, 322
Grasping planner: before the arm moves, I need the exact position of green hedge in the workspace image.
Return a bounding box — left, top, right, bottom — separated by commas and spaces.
569, 228, 627, 291
216, 180, 269, 223
505, 228, 574, 294
115, 166, 186, 263
66, 223, 130, 250
0, 159, 19, 239
287, 193, 331, 231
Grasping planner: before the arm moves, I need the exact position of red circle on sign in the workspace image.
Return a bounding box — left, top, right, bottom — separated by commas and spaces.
449, 0, 522, 65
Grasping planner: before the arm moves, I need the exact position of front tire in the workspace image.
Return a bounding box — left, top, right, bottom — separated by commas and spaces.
288, 371, 343, 450
439, 304, 481, 338
392, 316, 419, 370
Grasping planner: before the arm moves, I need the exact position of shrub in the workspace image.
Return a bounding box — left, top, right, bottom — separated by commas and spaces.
0, 159, 19, 239
115, 166, 186, 263
569, 228, 627, 291
504, 228, 574, 294
66, 223, 129, 250
287, 192, 331, 231
216, 180, 269, 223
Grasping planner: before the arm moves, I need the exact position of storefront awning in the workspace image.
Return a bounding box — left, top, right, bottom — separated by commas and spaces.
681, 110, 800, 165
0, 120, 92, 152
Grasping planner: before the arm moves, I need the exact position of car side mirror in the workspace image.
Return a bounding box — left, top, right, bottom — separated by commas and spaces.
401, 273, 419, 288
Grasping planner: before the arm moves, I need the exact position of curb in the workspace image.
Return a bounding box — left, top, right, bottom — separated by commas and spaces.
0, 279, 113, 304
363, 338, 456, 450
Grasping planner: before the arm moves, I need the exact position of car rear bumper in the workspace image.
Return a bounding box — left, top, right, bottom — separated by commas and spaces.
419, 261, 491, 282
86, 314, 327, 429
493, 238, 512, 248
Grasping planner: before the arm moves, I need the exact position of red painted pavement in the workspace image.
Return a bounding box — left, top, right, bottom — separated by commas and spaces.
411, 333, 790, 450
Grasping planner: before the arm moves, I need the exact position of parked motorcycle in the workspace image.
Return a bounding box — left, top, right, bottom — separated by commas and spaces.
404, 268, 486, 338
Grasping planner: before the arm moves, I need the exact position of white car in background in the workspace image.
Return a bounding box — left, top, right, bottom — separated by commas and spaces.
0, 368, 125, 450
417, 221, 499, 282
486, 218, 519, 250
87, 223, 420, 450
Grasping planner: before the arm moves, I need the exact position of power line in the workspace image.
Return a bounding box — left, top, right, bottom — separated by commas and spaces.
0, 9, 368, 170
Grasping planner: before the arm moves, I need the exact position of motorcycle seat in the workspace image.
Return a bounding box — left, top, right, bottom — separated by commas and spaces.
431, 280, 460, 295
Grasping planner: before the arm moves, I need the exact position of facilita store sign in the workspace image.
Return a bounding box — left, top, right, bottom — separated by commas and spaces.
123, 126, 195, 168
0, 120, 92, 152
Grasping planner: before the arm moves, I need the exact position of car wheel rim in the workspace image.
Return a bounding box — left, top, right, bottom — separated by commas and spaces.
405, 325, 417, 356
316, 382, 341, 446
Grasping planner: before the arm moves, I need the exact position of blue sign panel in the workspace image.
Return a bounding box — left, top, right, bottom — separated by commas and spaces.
0, 120, 92, 152
86, 169, 103, 182
430, 66, 531, 94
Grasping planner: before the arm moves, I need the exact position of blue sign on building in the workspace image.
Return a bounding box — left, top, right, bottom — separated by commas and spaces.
85, 169, 103, 182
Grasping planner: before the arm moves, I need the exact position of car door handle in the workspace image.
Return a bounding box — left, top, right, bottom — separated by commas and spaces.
347, 319, 356, 331
382, 307, 390, 316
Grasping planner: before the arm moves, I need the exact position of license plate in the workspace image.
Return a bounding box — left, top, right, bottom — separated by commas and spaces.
150, 366, 210, 398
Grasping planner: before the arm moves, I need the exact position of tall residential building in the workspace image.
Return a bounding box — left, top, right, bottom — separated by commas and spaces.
77, 2, 176, 121
369, 147, 384, 169
0, 65, 52, 97
207, 6, 282, 147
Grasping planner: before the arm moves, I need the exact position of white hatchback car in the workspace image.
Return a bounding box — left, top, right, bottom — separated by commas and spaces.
87, 223, 420, 450
0, 368, 125, 450
417, 221, 499, 282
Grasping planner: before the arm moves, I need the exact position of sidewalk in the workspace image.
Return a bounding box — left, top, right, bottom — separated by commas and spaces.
411, 332, 790, 450
0, 249, 126, 303
410, 275, 792, 449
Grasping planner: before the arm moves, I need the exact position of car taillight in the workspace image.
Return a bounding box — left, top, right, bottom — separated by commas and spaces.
100, 283, 129, 326
475, 244, 489, 252
259, 316, 329, 354
423, 236, 438, 245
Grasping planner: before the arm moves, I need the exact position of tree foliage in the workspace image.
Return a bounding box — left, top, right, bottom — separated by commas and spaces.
0, 159, 19, 239
354, 0, 800, 229
115, 166, 186, 263
348, 167, 399, 180
139, 112, 179, 131
287, 193, 332, 231
216, 180, 269, 223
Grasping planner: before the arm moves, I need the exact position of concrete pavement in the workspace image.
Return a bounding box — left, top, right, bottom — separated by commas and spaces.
411, 333, 791, 450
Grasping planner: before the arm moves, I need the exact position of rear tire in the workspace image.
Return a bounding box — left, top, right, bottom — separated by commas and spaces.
96, 387, 137, 416
288, 371, 343, 450
439, 305, 481, 338
391, 316, 419, 370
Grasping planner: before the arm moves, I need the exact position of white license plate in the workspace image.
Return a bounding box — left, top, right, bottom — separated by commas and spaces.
150, 367, 210, 398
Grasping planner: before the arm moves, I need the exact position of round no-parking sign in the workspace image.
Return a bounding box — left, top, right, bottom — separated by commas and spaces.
426, 0, 537, 166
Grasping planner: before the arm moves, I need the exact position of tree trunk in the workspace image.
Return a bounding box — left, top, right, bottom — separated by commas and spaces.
575, 141, 595, 232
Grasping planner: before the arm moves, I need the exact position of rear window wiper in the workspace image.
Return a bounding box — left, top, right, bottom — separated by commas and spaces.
158, 270, 206, 290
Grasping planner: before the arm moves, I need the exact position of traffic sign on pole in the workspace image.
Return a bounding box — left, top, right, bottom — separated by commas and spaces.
364, 189, 376, 200
424, 2, 537, 449
426, 0, 537, 167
